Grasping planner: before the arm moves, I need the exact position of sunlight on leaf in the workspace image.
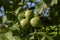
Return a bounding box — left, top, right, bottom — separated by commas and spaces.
4, 31, 16, 40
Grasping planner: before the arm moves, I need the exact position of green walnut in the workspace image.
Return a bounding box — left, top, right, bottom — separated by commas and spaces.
25, 10, 34, 20
30, 16, 41, 27
20, 19, 30, 29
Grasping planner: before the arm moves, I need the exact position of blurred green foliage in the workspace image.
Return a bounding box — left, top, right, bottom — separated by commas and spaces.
0, 0, 60, 40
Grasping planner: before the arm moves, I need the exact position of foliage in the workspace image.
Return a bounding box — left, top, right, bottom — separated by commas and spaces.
0, 0, 60, 40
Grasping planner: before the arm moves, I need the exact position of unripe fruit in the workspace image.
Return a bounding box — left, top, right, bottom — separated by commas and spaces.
30, 16, 41, 27
20, 19, 30, 29
25, 10, 34, 20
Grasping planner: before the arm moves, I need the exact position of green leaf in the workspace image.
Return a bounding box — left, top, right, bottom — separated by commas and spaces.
0, 34, 8, 40
9, 22, 20, 30
51, 0, 58, 6
14, 36, 21, 40
37, 32, 54, 40
18, 12, 25, 21
15, 7, 22, 15
48, 32, 57, 37
43, 2, 48, 8
29, 36, 35, 40
41, 37, 45, 40
2, 15, 7, 23
4, 31, 16, 40
36, 0, 44, 14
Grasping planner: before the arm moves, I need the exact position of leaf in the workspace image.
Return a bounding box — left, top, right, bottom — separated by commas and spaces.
18, 12, 25, 21
43, 2, 48, 8
41, 37, 45, 40
14, 36, 21, 40
4, 31, 16, 40
51, 0, 58, 6
47, 36, 54, 40
9, 22, 20, 30
0, 34, 8, 40
2, 15, 7, 23
36, 0, 44, 14
15, 7, 22, 15
24, 33, 34, 40
37, 32, 54, 40
48, 32, 57, 37
29, 36, 35, 40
